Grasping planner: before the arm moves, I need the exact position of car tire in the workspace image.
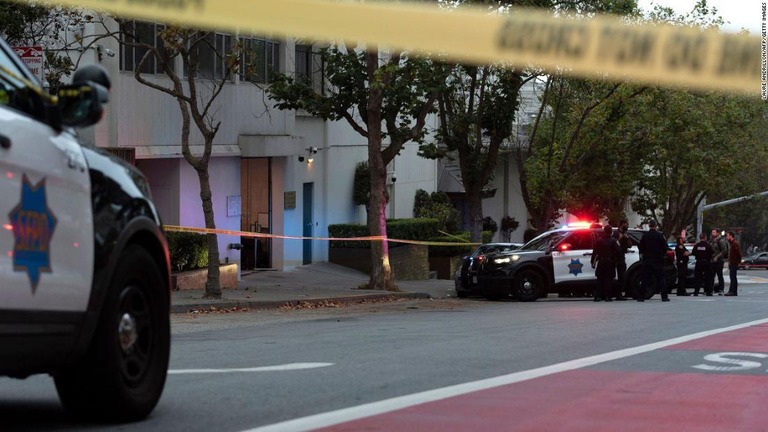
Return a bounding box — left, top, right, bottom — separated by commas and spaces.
55, 245, 170, 423
628, 269, 659, 300
512, 270, 544, 302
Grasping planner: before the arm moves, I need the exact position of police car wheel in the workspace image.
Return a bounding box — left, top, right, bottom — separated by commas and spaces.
54, 245, 170, 422
513, 270, 544, 302
627, 270, 657, 300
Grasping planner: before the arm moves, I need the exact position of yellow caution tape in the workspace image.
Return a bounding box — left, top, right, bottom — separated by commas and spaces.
164, 225, 481, 247
11, 0, 761, 94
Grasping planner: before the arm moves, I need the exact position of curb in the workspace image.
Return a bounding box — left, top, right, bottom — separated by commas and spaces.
170, 292, 431, 314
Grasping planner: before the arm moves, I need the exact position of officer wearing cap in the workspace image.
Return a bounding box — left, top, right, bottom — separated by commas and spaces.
591, 224, 622, 302
638, 219, 670, 302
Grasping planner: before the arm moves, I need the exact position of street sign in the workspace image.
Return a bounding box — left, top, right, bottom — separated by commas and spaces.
13, 46, 44, 84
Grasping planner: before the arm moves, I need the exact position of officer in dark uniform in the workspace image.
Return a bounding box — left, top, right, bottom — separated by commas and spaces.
674, 235, 691, 296
692, 232, 714, 296
638, 219, 670, 302
611, 219, 631, 300
591, 224, 622, 302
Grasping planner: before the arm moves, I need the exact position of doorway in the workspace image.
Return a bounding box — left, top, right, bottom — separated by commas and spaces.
303, 182, 313, 265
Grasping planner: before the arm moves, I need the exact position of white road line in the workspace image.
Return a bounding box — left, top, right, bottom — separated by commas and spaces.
169, 363, 334, 374
243, 317, 768, 432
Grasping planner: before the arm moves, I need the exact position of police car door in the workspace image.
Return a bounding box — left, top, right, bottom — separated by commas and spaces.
552, 230, 597, 283
0, 51, 94, 313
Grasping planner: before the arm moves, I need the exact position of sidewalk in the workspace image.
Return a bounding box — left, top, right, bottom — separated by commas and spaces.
171, 262, 456, 313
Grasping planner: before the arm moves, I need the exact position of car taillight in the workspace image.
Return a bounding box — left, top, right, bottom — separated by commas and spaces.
666, 250, 675, 263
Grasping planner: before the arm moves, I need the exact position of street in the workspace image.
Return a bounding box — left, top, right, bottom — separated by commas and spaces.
3, 271, 768, 431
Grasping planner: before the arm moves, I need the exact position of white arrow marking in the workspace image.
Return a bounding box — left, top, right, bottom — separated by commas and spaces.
169, 362, 334, 374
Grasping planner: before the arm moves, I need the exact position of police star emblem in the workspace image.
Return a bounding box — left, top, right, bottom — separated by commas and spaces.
9, 175, 57, 292
568, 259, 584, 276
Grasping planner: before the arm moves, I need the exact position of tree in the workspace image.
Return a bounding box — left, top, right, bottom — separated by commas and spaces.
268, 45, 444, 291
518, 74, 646, 232
0, 4, 113, 92
115, 22, 243, 298
423, 63, 526, 242
415, 1, 550, 243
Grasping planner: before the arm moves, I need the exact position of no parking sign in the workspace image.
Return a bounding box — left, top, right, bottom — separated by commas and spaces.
13, 46, 44, 84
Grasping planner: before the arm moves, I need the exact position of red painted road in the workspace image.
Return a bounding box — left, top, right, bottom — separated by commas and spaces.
320, 323, 768, 431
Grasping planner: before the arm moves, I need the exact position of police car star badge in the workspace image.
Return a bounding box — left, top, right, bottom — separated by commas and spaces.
8, 174, 57, 292
568, 259, 584, 276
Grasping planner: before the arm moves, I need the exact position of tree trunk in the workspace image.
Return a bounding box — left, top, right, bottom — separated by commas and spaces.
197, 162, 221, 299
467, 182, 484, 243
366, 51, 396, 292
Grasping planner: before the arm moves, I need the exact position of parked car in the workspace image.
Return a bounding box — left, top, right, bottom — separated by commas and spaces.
739, 252, 768, 269
0, 36, 171, 422
473, 224, 676, 301
454, 242, 522, 298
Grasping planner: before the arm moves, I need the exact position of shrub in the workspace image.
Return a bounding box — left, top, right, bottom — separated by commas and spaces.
166, 231, 208, 272
482, 216, 498, 235
329, 218, 441, 248
413, 189, 461, 233
428, 231, 494, 257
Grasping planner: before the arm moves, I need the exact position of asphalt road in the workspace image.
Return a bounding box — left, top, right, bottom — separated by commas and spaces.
3, 270, 768, 431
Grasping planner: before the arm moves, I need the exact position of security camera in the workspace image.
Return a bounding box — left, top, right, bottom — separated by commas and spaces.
104, 48, 115, 57
298, 155, 305, 162
391, 173, 397, 183
308, 146, 318, 154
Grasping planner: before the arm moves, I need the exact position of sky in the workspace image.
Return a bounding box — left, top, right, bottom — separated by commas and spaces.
636, 0, 762, 34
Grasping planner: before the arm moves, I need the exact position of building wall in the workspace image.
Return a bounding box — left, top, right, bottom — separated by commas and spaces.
83, 21, 441, 271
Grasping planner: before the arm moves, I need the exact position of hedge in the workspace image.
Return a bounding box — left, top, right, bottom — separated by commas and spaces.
427, 231, 494, 257
166, 231, 208, 272
328, 218, 441, 248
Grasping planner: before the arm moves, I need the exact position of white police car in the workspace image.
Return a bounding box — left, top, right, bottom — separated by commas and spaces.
475, 223, 676, 301
0, 37, 170, 422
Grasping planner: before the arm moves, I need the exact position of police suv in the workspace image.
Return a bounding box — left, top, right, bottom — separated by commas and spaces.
0, 37, 170, 422
475, 223, 675, 301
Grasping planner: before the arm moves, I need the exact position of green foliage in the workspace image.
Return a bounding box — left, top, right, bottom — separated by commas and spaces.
482, 216, 498, 234
413, 189, 461, 233
353, 161, 371, 207
329, 218, 441, 248
166, 231, 208, 272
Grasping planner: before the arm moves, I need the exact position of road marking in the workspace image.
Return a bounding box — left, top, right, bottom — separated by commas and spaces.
243, 317, 768, 432
169, 362, 333, 374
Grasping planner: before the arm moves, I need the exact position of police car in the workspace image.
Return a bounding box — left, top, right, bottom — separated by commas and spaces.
0, 37, 170, 422
475, 223, 676, 301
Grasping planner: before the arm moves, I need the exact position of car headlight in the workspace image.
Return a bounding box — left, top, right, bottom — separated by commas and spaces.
494, 255, 520, 264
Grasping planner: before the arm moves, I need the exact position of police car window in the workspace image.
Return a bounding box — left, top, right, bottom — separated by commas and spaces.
522, 231, 567, 251
0, 47, 44, 118
567, 231, 593, 250
0, 49, 26, 103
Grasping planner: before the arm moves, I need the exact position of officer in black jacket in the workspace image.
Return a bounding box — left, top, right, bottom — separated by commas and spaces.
692, 232, 714, 296
638, 220, 670, 302
611, 219, 631, 300
591, 225, 622, 302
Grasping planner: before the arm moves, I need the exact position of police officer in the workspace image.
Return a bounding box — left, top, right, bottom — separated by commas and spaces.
692, 232, 714, 296
674, 235, 691, 296
591, 224, 622, 302
710, 228, 728, 295
611, 219, 631, 300
638, 219, 670, 302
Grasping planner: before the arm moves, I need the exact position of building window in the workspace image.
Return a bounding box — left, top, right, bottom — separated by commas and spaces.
188, 33, 233, 80
119, 21, 165, 74
295, 44, 324, 93
239, 37, 280, 84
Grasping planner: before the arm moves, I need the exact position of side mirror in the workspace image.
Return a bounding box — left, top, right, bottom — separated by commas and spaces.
57, 64, 110, 128
57, 82, 107, 127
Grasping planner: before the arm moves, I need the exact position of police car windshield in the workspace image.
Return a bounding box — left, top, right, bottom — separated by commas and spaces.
520, 231, 568, 252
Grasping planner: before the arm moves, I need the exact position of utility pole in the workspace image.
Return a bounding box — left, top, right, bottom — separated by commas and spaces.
696, 191, 768, 235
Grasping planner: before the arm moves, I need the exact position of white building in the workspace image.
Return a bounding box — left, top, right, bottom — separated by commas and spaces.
72, 19, 438, 273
